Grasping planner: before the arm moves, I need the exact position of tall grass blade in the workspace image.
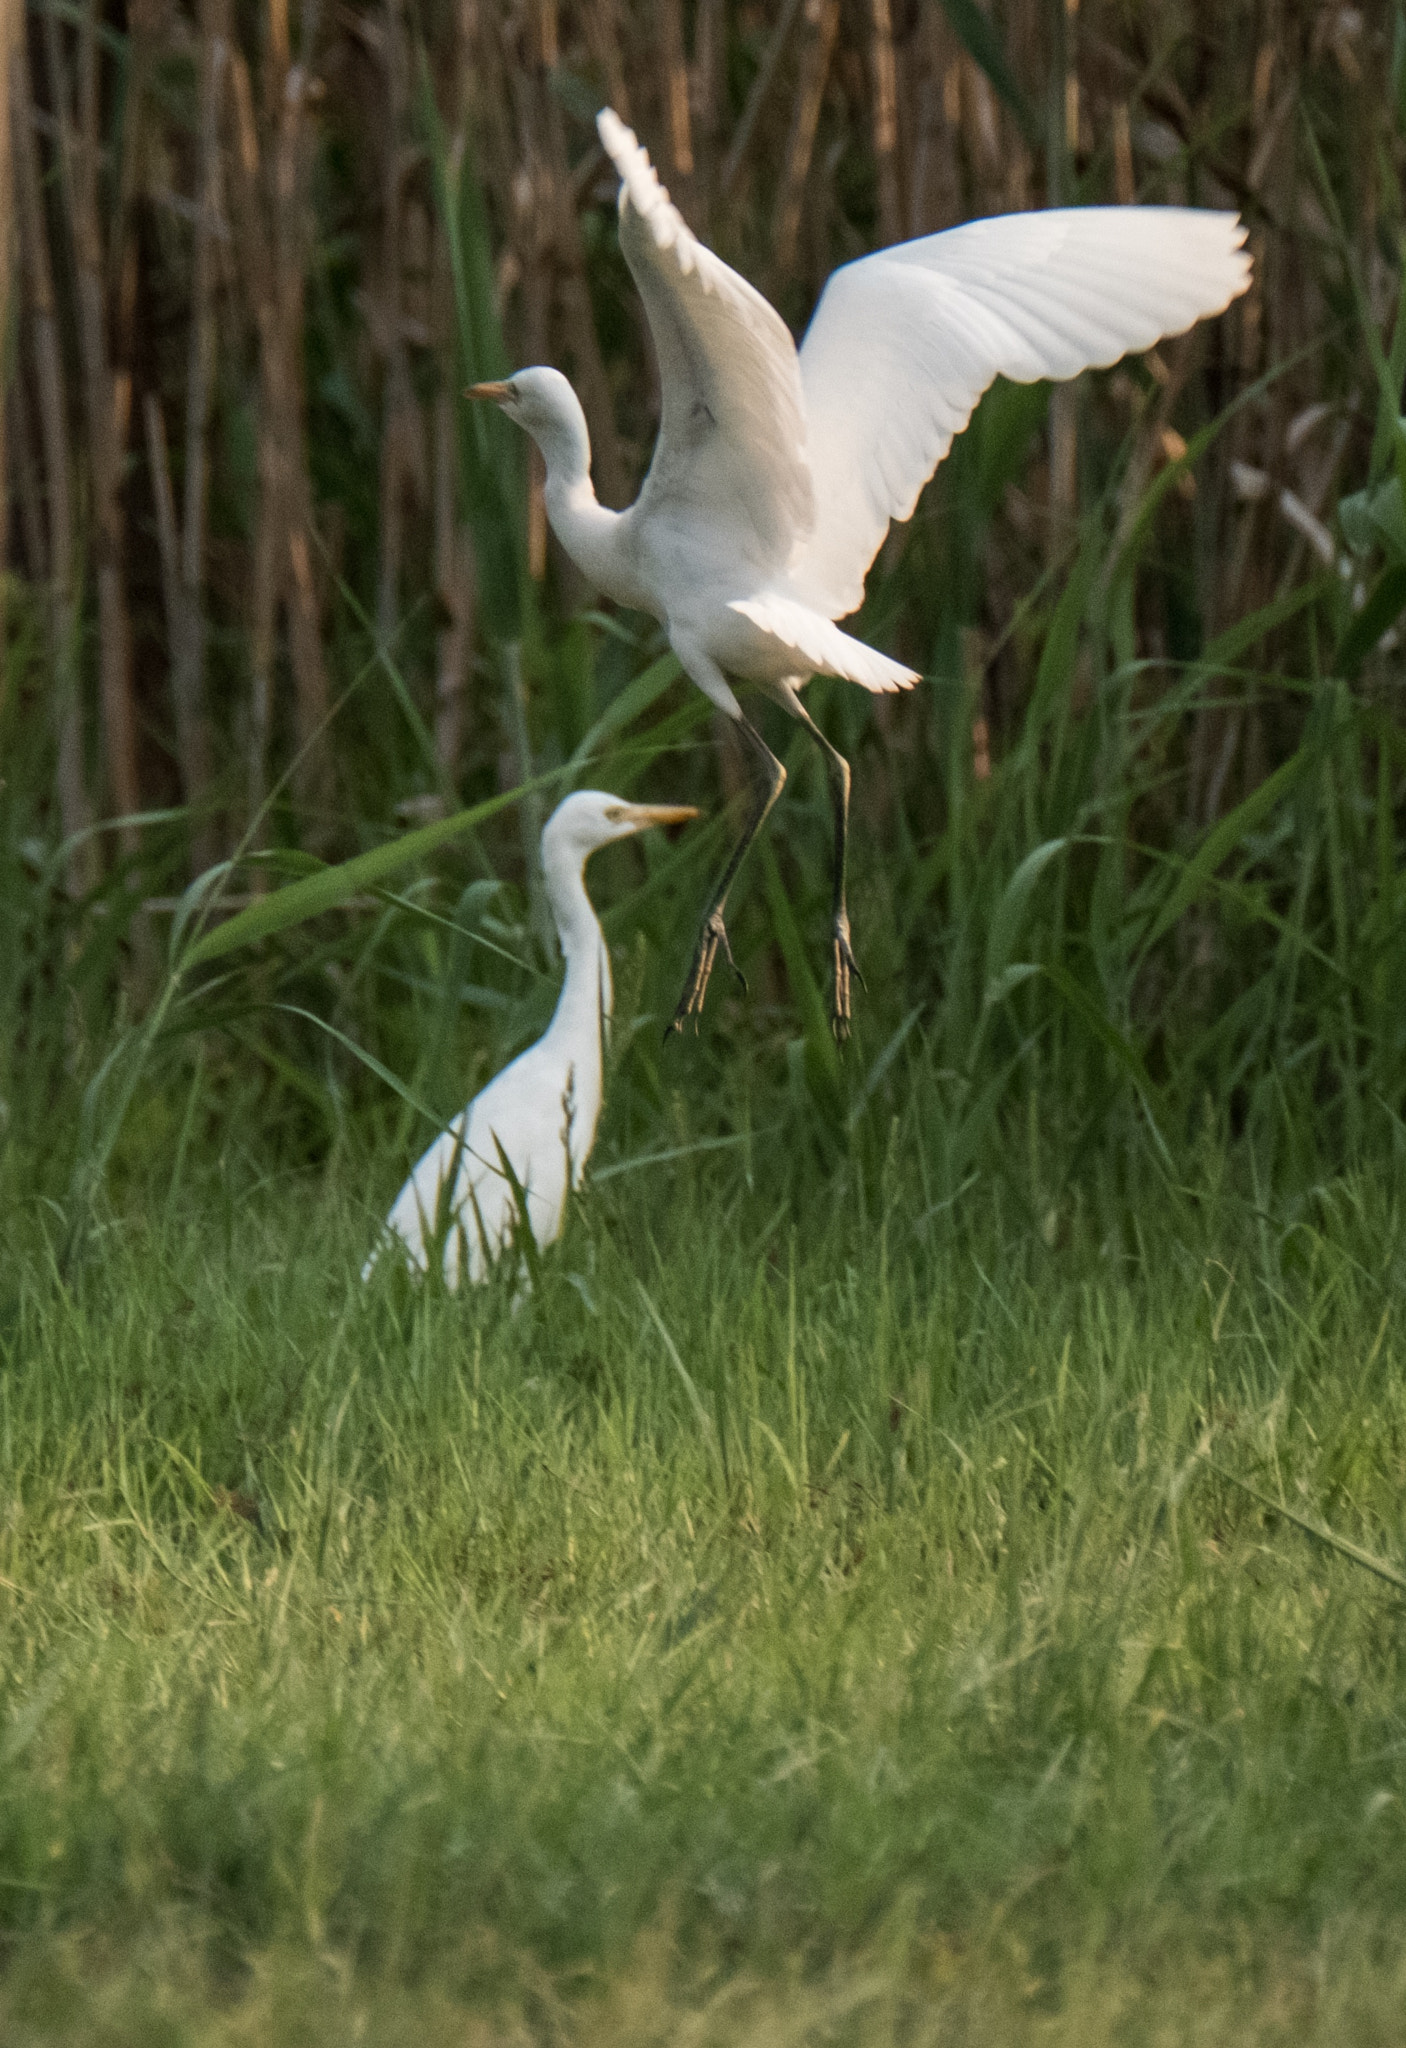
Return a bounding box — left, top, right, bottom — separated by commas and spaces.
181, 782, 560, 970
1141, 752, 1310, 954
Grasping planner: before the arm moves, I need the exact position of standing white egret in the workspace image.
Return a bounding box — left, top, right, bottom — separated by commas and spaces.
469, 106, 1252, 1038
365, 790, 696, 1289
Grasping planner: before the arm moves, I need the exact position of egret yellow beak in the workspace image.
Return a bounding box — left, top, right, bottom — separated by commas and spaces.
465, 381, 513, 402
610, 802, 699, 831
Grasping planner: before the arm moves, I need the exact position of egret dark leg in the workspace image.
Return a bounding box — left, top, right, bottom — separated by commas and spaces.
670, 714, 785, 1033
780, 690, 864, 1039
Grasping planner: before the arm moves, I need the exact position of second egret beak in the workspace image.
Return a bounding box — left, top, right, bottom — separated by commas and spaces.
466, 381, 513, 403
609, 803, 699, 832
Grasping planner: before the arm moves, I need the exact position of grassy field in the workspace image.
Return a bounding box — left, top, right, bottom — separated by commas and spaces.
4, 4, 1406, 2034
3, 1079, 1406, 2042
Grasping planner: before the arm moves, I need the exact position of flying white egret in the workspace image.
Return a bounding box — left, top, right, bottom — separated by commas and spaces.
470, 107, 1252, 1038
365, 790, 696, 1289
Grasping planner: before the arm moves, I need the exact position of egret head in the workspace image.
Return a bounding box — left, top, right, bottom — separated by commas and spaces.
467, 367, 591, 484
542, 790, 697, 872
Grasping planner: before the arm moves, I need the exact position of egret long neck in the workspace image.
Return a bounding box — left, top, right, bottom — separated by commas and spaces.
545, 477, 638, 604
529, 396, 644, 608
540, 858, 610, 1168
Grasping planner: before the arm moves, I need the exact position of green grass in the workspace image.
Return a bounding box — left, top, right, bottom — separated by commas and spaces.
5, 406, 1406, 2032
3, 1116, 1406, 2042
4, 9, 1405, 2034
3, 76, 1404, 2031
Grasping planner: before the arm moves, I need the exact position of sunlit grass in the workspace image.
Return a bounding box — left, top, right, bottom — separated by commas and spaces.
1, 1133, 1405, 2038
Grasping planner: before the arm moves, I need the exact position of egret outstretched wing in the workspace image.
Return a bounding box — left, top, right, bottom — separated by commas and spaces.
794, 207, 1252, 619
478, 124, 1251, 1040
597, 110, 813, 569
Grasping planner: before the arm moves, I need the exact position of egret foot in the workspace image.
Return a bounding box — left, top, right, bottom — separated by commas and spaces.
830, 916, 866, 1041
669, 907, 746, 1035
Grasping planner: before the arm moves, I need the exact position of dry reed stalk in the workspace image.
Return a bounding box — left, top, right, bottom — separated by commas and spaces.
581, 0, 629, 121
143, 390, 183, 671
719, 0, 803, 201
271, 6, 331, 824
490, 7, 626, 516
1062, 0, 1080, 164
226, 11, 332, 839
499, 60, 552, 595
426, 12, 473, 795
958, 52, 1004, 205
1111, 101, 1134, 204
7, 386, 44, 592
108, 0, 156, 380
463, 0, 522, 226
687, 0, 724, 217
1046, 386, 1078, 541
772, 0, 840, 279
538, 76, 626, 507
867, 0, 901, 245
0, 0, 16, 688
906, 81, 936, 240
375, 0, 412, 649
500, 26, 551, 365
12, 37, 92, 880
42, 0, 141, 843
1043, 0, 1078, 547
172, 0, 228, 874
80, 1, 138, 841
227, 47, 279, 858
1100, 343, 1194, 604
907, 9, 963, 236
657, 0, 693, 182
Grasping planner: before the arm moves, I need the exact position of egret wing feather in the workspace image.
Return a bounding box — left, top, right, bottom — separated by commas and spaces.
794, 206, 1251, 618
376, 1046, 576, 1286
597, 109, 813, 571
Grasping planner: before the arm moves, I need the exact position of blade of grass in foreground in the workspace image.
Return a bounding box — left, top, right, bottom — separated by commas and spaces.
1139, 749, 1310, 956
179, 779, 563, 971
1198, 1447, 1406, 1594
271, 1004, 443, 1128
566, 651, 683, 774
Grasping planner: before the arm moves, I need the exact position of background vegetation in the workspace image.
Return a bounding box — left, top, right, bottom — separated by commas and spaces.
3, 0, 1406, 2038
0, 0, 1404, 1198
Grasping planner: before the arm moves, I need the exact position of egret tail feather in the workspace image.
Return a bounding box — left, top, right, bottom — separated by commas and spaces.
729, 595, 919, 694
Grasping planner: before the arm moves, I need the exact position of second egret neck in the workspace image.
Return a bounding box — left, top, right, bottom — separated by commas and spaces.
541, 842, 611, 1102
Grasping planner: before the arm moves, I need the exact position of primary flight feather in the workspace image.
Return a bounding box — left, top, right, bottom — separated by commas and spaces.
470, 107, 1251, 1036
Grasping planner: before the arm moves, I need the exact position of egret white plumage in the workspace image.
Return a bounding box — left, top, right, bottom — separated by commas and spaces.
471, 106, 1252, 1038
365, 790, 696, 1289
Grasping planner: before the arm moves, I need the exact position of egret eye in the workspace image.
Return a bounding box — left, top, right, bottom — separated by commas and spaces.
603, 806, 627, 823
